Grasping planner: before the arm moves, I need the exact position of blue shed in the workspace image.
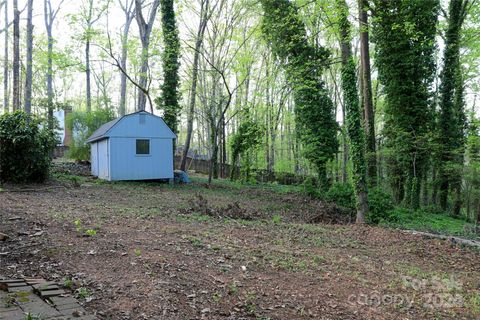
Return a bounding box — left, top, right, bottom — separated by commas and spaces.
86, 111, 176, 181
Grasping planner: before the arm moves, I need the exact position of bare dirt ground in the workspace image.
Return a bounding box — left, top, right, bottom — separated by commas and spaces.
1, 173, 479, 319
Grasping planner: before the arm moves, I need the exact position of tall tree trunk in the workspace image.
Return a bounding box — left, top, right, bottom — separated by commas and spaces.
119, 27, 130, 115
12, 0, 20, 110
270, 132, 276, 172
208, 124, 218, 184
451, 65, 466, 216
3, 0, 9, 113
358, 0, 376, 187
438, 0, 469, 211
337, 0, 369, 223
86, 39, 92, 111
476, 198, 480, 224
137, 47, 148, 111
342, 129, 348, 183
46, 31, 53, 128
431, 165, 438, 205
44, 0, 59, 129
118, 0, 135, 116
180, 0, 209, 171
221, 117, 226, 177
24, 0, 34, 114
134, 0, 160, 112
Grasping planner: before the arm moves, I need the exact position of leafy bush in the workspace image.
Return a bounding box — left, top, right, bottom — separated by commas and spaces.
325, 183, 355, 209
66, 109, 115, 160
302, 176, 320, 198
0, 111, 57, 183
367, 187, 395, 224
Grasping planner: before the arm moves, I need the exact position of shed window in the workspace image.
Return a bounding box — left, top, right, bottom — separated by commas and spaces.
136, 139, 150, 155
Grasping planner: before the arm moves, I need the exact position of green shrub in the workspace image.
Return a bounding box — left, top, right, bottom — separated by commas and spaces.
325, 183, 355, 209
367, 187, 395, 224
0, 111, 57, 183
420, 205, 449, 216
66, 109, 115, 160
302, 176, 320, 198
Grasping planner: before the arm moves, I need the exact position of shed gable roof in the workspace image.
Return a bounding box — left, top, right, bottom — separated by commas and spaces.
86, 118, 122, 143
86, 111, 176, 143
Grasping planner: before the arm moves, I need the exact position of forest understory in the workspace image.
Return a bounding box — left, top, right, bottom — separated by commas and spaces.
1, 169, 479, 320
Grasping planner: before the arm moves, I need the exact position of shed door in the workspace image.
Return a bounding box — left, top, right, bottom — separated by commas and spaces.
98, 139, 109, 179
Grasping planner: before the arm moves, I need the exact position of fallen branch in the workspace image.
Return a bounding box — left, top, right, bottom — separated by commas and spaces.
403, 230, 480, 248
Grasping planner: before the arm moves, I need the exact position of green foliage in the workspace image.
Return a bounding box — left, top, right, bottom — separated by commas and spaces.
271, 214, 282, 224
230, 114, 263, 181
74, 219, 82, 233
0, 111, 57, 183
156, 0, 181, 135
336, 0, 368, 221
85, 229, 97, 236
75, 287, 91, 299
381, 207, 478, 239
63, 278, 74, 289
366, 187, 395, 224
465, 111, 480, 222
66, 109, 115, 160
260, 0, 338, 190
24, 313, 42, 320
72, 218, 97, 236
437, 0, 469, 211
325, 183, 355, 209
302, 176, 320, 198
372, 0, 439, 208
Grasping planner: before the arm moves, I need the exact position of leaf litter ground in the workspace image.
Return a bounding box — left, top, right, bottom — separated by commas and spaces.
1, 171, 479, 319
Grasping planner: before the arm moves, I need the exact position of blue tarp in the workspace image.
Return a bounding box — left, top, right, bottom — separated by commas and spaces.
174, 170, 191, 183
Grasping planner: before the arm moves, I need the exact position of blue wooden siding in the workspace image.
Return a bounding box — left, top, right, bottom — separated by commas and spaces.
89, 111, 175, 181
107, 112, 175, 140
109, 137, 173, 180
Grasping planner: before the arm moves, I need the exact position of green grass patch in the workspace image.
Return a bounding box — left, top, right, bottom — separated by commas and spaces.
52, 172, 87, 185
381, 207, 479, 240
468, 292, 480, 316
189, 176, 302, 194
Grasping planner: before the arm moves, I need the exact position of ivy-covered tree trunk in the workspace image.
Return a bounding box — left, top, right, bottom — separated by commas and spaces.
358, 0, 376, 187
157, 0, 181, 146
438, 0, 469, 212
372, 0, 438, 209
337, 0, 369, 223
260, 0, 338, 191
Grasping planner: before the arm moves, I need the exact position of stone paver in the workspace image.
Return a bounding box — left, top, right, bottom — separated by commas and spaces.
49, 296, 78, 306
0, 278, 96, 319
0, 308, 25, 320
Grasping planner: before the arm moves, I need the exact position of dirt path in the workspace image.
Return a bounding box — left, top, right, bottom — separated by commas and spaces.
1, 179, 479, 319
